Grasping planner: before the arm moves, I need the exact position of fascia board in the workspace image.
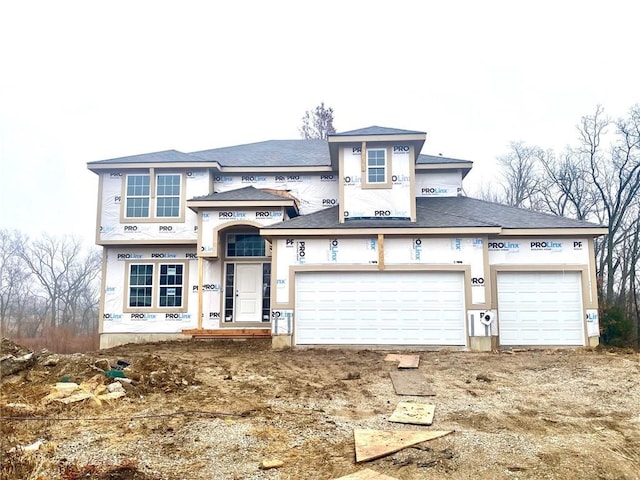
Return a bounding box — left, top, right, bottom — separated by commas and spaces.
260, 227, 502, 236
498, 228, 609, 236
327, 134, 426, 143
187, 200, 294, 209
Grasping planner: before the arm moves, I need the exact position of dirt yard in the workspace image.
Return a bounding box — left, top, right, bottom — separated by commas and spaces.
1, 338, 639, 480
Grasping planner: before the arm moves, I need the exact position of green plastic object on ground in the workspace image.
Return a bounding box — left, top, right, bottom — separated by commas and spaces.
104, 369, 126, 378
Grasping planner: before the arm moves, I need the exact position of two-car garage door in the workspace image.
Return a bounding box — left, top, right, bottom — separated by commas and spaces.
497, 271, 584, 346
295, 271, 466, 346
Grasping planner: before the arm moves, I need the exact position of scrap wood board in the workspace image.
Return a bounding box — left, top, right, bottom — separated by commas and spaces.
384, 354, 420, 369
389, 370, 435, 396
354, 429, 453, 462
334, 468, 399, 479
388, 402, 435, 425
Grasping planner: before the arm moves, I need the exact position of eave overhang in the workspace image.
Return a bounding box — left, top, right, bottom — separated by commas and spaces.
188, 199, 297, 212
261, 226, 502, 238
497, 228, 609, 236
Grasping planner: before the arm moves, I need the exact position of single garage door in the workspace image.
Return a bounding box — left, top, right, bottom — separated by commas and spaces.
295, 271, 466, 345
497, 271, 584, 346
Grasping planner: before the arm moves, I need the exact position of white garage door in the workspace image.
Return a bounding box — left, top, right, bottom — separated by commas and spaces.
497, 271, 584, 346
295, 271, 466, 345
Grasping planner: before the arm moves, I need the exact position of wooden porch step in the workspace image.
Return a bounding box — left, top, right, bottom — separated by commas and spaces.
182, 328, 271, 339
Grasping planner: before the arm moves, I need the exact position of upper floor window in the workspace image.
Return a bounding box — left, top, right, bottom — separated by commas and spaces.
123, 172, 183, 221
367, 149, 387, 184
156, 174, 181, 217
126, 175, 150, 218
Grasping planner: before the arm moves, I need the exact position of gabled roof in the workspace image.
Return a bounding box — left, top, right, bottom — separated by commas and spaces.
187, 186, 299, 215
189, 186, 292, 202
330, 126, 426, 137
261, 196, 606, 233
190, 140, 330, 167
87, 149, 197, 165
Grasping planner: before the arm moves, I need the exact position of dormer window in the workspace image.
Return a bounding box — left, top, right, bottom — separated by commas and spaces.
363, 147, 392, 189
367, 149, 386, 183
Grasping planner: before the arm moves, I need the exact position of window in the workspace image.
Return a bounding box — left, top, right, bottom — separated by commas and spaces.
156, 174, 181, 217
226, 233, 266, 257
127, 262, 187, 311
125, 175, 150, 218
367, 149, 387, 184
129, 264, 153, 307
159, 264, 183, 307
123, 172, 183, 220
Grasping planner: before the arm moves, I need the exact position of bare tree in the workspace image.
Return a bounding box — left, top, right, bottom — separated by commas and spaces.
497, 141, 544, 209
580, 106, 640, 305
538, 149, 599, 220
0, 229, 29, 335
481, 104, 640, 346
299, 102, 336, 140
19, 233, 101, 329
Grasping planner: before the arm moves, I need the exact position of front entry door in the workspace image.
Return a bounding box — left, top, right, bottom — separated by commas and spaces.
235, 263, 262, 322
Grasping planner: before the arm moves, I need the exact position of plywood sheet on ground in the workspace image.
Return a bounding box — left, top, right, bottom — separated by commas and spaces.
388, 402, 435, 425
334, 468, 399, 479
354, 429, 453, 462
389, 371, 435, 396
384, 354, 420, 369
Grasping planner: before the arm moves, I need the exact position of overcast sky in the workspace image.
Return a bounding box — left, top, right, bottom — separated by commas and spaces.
1, 1, 638, 244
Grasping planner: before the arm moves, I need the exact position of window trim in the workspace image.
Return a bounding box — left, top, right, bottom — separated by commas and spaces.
123, 260, 189, 314
120, 169, 186, 223
362, 147, 392, 189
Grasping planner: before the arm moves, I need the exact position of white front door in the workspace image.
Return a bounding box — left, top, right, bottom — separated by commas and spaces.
235, 263, 263, 322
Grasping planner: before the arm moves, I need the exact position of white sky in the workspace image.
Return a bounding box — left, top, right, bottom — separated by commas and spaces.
1, 0, 638, 244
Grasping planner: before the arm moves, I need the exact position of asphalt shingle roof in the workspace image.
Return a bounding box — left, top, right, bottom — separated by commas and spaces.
190, 140, 330, 167
189, 186, 293, 202
263, 196, 604, 230
330, 126, 426, 136
87, 150, 198, 165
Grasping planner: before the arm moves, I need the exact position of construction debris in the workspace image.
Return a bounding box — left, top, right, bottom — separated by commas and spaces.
388, 402, 435, 426
384, 354, 420, 369
258, 459, 284, 470
389, 371, 435, 396
334, 468, 399, 479
354, 429, 453, 462
42, 375, 126, 405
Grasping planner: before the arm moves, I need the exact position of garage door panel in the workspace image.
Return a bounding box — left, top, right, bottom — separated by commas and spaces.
497, 272, 584, 346
295, 271, 465, 346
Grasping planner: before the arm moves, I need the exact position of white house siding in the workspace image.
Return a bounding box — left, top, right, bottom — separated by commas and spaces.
274, 236, 484, 306
342, 146, 413, 219
102, 247, 200, 334
98, 169, 209, 243
384, 237, 486, 304
415, 171, 462, 197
